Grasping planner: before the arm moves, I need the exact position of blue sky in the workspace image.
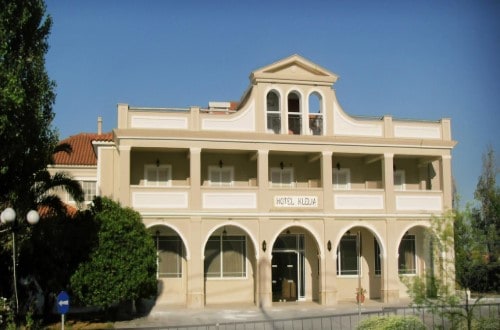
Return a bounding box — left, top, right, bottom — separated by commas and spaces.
44, 0, 500, 206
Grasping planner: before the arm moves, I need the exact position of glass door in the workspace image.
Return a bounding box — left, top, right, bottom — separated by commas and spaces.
272, 251, 298, 302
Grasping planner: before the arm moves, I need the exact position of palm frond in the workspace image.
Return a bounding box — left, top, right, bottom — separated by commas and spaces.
32, 171, 85, 204
54, 143, 73, 155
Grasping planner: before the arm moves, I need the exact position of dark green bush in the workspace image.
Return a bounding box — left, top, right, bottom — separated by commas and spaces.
357, 315, 426, 330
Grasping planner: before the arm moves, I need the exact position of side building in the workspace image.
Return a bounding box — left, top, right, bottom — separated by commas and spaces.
52, 55, 456, 308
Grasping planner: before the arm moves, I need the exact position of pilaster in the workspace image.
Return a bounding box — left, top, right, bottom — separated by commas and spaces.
383, 153, 395, 213
190, 148, 201, 210
118, 145, 131, 206
321, 151, 333, 213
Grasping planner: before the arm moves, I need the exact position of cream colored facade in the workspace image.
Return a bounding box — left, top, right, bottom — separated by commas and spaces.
58, 55, 456, 308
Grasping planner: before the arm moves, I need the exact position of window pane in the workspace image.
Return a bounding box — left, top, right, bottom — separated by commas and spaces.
288, 115, 301, 134
338, 236, 358, 275
394, 170, 405, 191
222, 236, 245, 277
220, 168, 232, 185
70, 181, 96, 202
82, 181, 96, 201
282, 170, 292, 185
274, 235, 298, 250
374, 238, 381, 276
267, 113, 281, 134
158, 167, 169, 186
209, 167, 233, 186
309, 115, 323, 135
158, 236, 182, 278
271, 169, 281, 185
398, 235, 416, 274
267, 92, 279, 112
205, 237, 221, 277
146, 167, 157, 186
333, 169, 350, 190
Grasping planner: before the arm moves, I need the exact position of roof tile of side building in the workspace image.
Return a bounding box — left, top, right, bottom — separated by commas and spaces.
53, 132, 113, 166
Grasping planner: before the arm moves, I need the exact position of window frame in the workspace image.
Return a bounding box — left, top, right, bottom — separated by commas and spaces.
68, 179, 96, 202
205, 234, 247, 279
266, 90, 281, 134
144, 164, 172, 187
374, 238, 381, 276
336, 234, 361, 277
287, 91, 302, 135
398, 234, 417, 275
270, 167, 295, 188
394, 169, 406, 191
308, 92, 323, 136
156, 235, 183, 278
208, 165, 234, 187
333, 168, 351, 190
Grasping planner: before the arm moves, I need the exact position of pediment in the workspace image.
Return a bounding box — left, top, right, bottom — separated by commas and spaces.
251, 54, 339, 85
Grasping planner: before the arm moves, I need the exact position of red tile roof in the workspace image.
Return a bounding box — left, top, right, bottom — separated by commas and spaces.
53, 132, 113, 166
229, 101, 239, 110
38, 203, 78, 219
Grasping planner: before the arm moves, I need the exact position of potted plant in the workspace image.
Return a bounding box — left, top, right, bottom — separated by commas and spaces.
356, 287, 367, 304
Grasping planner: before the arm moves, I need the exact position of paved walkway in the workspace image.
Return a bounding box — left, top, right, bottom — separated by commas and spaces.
114, 298, 413, 329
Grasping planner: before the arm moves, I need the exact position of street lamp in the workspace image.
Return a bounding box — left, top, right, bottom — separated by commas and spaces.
1, 207, 39, 315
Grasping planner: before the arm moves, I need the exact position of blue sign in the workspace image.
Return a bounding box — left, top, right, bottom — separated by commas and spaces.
56, 291, 70, 314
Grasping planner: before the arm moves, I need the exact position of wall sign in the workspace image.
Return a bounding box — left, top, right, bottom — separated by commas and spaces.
274, 196, 318, 208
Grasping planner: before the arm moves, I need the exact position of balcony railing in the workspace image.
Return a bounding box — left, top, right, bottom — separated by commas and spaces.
131, 186, 189, 210
129, 184, 443, 214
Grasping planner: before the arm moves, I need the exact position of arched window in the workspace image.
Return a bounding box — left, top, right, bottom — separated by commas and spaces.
266, 91, 281, 134
308, 92, 323, 135
287, 92, 301, 134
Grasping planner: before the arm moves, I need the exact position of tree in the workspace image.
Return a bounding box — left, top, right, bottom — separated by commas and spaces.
0, 0, 68, 314
471, 145, 500, 291
403, 211, 487, 330
19, 208, 97, 316
0, 0, 58, 213
70, 197, 157, 310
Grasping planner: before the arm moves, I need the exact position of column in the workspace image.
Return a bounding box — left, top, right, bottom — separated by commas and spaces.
257, 150, 269, 210
441, 155, 453, 210
186, 217, 204, 308
118, 145, 131, 206
381, 219, 400, 302
259, 249, 272, 308
190, 148, 201, 210
383, 153, 395, 212
321, 151, 333, 213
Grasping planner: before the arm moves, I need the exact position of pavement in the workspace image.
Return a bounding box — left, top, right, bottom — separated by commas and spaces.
113, 298, 414, 329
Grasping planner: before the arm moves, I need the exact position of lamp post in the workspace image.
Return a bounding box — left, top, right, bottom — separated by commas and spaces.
1, 207, 39, 316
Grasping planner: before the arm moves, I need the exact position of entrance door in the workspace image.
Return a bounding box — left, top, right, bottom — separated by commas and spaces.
272, 252, 298, 302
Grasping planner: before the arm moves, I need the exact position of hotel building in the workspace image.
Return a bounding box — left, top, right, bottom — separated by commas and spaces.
51, 55, 456, 308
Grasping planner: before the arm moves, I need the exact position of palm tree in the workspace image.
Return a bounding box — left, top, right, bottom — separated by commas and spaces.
33, 142, 85, 212
0, 143, 85, 316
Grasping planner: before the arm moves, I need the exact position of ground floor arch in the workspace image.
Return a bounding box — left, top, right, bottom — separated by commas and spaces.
333, 225, 384, 301
396, 224, 436, 298
147, 224, 188, 305
140, 216, 445, 308
203, 224, 258, 305
270, 225, 322, 303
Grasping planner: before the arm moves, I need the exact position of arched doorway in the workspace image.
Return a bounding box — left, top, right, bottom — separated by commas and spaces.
271, 226, 320, 302
148, 224, 188, 305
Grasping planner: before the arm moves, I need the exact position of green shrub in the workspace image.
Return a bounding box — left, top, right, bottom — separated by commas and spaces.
472, 317, 500, 330
357, 315, 426, 330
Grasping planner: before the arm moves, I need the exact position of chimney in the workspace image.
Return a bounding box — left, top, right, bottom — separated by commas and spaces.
97, 116, 102, 135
